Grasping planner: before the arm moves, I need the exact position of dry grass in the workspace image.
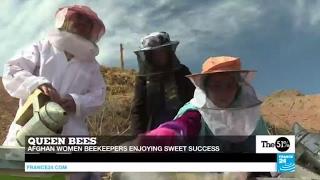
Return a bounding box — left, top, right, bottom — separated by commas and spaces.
266, 122, 292, 135
87, 66, 136, 136
261, 89, 320, 133
87, 94, 133, 136
0, 80, 18, 144
85, 67, 137, 180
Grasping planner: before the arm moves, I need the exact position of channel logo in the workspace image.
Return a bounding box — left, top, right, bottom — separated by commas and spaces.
256, 135, 295, 154
277, 153, 295, 173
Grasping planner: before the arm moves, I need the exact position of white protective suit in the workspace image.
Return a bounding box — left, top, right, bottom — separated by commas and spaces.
2, 30, 106, 145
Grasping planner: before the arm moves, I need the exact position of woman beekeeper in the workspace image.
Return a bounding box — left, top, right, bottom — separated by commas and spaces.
2, 5, 106, 180
134, 56, 272, 179
143, 56, 269, 147
131, 32, 195, 135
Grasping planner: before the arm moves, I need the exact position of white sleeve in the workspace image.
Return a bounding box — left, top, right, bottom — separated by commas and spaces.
69, 67, 106, 118
2, 42, 50, 99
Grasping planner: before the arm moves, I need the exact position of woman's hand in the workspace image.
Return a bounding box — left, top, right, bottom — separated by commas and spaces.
136, 127, 178, 147
38, 83, 61, 102
59, 95, 76, 113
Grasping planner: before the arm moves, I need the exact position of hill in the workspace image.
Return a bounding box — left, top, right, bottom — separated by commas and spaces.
261, 89, 320, 134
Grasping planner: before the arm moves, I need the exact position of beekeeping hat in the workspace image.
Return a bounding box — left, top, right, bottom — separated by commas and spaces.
134, 32, 181, 76
187, 56, 262, 137
55, 5, 106, 43
187, 56, 261, 109
187, 56, 256, 90
135, 32, 179, 52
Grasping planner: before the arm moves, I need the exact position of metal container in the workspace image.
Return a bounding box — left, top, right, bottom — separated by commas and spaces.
16, 102, 67, 146
294, 123, 320, 171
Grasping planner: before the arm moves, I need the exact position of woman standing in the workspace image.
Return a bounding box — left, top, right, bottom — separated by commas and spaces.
131, 32, 195, 135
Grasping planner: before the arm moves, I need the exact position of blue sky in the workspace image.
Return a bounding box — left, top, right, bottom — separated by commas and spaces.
0, 0, 319, 96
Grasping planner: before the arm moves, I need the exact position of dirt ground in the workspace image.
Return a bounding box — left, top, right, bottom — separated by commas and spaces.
0, 79, 18, 143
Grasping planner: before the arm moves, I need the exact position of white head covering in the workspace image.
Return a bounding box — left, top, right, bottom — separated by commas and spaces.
189, 72, 262, 136
55, 5, 106, 43
47, 30, 99, 62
